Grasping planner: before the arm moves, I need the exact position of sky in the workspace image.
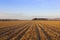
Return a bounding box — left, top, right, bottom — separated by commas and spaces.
0, 0, 60, 20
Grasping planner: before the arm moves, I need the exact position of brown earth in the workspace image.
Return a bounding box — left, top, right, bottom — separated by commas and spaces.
0, 20, 60, 40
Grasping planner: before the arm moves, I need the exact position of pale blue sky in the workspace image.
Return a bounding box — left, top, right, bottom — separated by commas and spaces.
0, 0, 60, 19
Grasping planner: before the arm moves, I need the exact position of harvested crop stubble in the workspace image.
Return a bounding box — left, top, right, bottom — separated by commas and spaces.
0, 20, 60, 40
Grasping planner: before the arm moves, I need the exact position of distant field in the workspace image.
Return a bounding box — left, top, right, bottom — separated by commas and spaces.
0, 20, 60, 40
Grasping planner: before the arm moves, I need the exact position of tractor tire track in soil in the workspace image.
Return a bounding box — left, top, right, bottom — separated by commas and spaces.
35, 25, 41, 40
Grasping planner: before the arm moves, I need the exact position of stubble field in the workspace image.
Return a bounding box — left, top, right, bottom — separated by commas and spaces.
0, 20, 60, 40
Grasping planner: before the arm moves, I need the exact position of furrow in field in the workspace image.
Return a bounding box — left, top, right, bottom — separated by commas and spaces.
28, 23, 41, 40
0, 23, 27, 37
39, 22, 60, 34
0, 27, 16, 34
39, 23, 60, 40
39, 23, 60, 38
0, 23, 26, 34
36, 24, 47, 40
20, 24, 33, 40
35, 25, 41, 40
0, 26, 21, 38
0, 26, 19, 36
14, 24, 31, 40
47, 25, 60, 34
0, 24, 29, 40
45, 25, 60, 39
0, 22, 27, 33
38, 24, 52, 40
